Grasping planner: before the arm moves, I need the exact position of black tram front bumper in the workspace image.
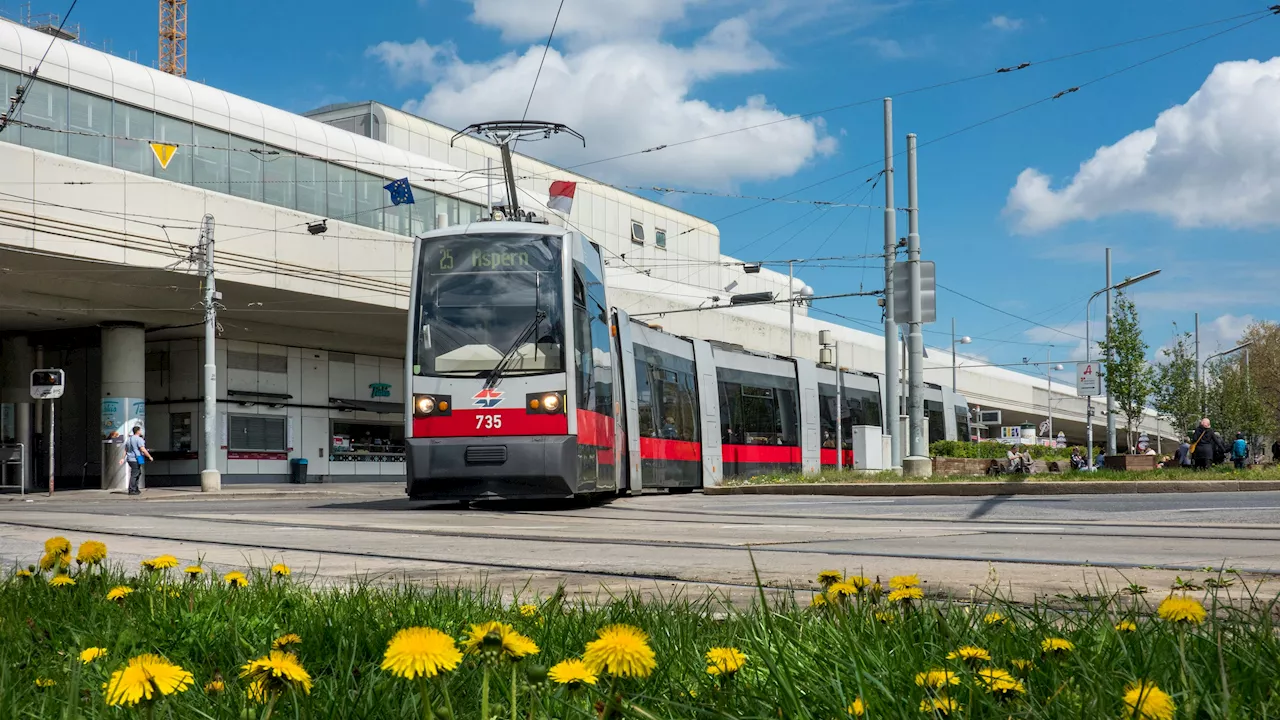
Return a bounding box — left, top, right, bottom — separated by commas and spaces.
406, 435, 579, 500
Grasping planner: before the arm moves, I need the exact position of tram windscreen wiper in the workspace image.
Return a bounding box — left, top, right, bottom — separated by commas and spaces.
483, 310, 546, 389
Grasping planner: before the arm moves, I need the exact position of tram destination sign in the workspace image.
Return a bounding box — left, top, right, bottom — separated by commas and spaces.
436, 248, 536, 272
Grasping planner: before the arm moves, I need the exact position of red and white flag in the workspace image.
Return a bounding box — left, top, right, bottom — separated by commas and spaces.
547, 180, 576, 213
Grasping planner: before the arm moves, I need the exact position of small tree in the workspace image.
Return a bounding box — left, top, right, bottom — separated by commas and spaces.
1153, 327, 1200, 441
1097, 292, 1154, 451
1206, 356, 1271, 450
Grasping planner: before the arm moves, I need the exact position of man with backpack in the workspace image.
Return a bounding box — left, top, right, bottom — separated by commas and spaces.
1231, 432, 1249, 470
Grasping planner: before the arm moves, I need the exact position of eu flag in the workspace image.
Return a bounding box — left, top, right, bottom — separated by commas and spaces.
384, 177, 415, 206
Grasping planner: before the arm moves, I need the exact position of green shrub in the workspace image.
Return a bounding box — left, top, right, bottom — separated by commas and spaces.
931, 440, 1070, 461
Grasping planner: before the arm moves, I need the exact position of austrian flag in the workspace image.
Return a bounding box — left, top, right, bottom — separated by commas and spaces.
547, 181, 576, 213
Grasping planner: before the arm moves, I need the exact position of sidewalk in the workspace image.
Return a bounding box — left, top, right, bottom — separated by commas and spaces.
0, 482, 407, 503
708, 478, 1280, 497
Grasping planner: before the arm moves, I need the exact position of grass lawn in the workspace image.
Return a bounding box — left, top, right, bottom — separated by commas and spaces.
723, 465, 1280, 486
6, 537, 1280, 718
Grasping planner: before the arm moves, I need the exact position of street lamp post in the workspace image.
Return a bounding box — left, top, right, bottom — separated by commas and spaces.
951, 317, 971, 393
1201, 342, 1253, 430
1085, 268, 1161, 470
1040, 350, 1065, 444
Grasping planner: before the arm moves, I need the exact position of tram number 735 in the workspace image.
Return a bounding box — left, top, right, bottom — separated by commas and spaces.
475, 414, 502, 430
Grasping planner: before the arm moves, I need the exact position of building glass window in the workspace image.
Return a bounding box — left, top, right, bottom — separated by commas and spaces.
113, 104, 154, 176
66, 88, 111, 165
192, 125, 230, 194
0, 69, 18, 146
295, 157, 326, 216
170, 412, 193, 453
655, 228, 666, 249
153, 114, 193, 184
409, 191, 435, 236
354, 171, 383, 230
228, 415, 286, 453
262, 148, 295, 209
330, 421, 404, 463
631, 221, 645, 244
439, 195, 460, 227
327, 163, 356, 221
18, 81, 67, 155
228, 134, 263, 202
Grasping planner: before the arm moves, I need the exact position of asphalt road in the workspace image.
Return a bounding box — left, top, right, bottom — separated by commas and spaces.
2, 488, 1277, 602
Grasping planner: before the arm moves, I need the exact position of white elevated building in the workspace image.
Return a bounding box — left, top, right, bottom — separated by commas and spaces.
0, 20, 1168, 489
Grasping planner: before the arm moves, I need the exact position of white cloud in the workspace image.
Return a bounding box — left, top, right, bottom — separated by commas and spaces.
988, 15, 1023, 31
369, 16, 837, 188
1006, 57, 1280, 234
856, 37, 908, 59
471, 0, 704, 44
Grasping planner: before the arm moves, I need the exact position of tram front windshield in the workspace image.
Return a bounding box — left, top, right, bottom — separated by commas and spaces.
414, 233, 564, 378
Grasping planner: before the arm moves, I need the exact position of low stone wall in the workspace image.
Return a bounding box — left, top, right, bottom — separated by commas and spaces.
932, 457, 994, 477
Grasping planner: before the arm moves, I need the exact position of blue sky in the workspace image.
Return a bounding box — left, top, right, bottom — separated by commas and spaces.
34, 0, 1280, 376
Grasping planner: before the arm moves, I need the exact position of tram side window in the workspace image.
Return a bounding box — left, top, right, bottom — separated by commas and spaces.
818, 383, 852, 449
925, 400, 946, 444
717, 368, 799, 447
634, 346, 699, 442
955, 405, 972, 442
844, 388, 882, 429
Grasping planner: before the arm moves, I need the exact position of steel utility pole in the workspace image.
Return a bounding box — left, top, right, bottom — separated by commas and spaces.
788, 260, 795, 357
903, 133, 929, 476
1105, 248, 1117, 455
200, 214, 221, 492
1195, 312, 1202, 415
882, 98, 900, 471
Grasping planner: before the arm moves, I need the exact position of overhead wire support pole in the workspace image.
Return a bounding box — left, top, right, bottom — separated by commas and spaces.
1105, 248, 1116, 455
788, 260, 795, 357
904, 132, 929, 476
882, 98, 900, 472
200, 214, 221, 492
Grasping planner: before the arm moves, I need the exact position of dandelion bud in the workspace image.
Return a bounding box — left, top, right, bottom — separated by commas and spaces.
481, 631, 504, 654
436, 707, 454, 720
525, 663, 549, 685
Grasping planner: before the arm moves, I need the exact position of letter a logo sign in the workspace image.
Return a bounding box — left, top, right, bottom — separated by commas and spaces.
150, 142, 179, 170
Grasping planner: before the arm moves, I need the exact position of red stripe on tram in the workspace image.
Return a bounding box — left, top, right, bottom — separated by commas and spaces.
412, 410, 567, 438
721, 444, 802, 464
820, 448, 856, 466
639, 437, 702, 462
576, 409, 615, 448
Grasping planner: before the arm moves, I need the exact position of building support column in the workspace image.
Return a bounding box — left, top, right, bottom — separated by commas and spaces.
100, 323, 146, 492
0, 336, 35, 489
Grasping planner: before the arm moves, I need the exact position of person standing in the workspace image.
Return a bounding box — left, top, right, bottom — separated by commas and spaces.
1190, 418, 1224, 471
123, 426, 153, 496
1231, 432, 1249, 470
1271, 438, 1280, 463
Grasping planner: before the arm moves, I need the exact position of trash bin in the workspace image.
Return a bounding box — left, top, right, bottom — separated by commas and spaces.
289, 458, 309, 484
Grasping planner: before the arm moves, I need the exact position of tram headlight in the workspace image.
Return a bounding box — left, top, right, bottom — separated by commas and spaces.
526, 392, 564, 414
413, 394, 451, 417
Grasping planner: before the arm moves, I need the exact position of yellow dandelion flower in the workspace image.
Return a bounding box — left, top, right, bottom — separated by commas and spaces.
946, 645, 991, 663
462, 621, 539, 660
380, 626, 463, 679
183, 565, 205, 577
548, 658, 597, 687
76, 540, 108, 566
1041, 637, 1074, 655
983, 611, 1008, 626
888, 587, 924, 603
919, 697, 960, 716
35, 677, 56, 688
519, 603, 539, 618
874, 611, 895, 624
240, 650, 312, 697
80, 647, 108, 663
583, 624, 657, 679
1157, 596, 1206, 625
44, 536, 71, 555
889, 574, 920, 589
705, 647, 747, 676
142, 555, 179, 571
272, 633, 302, 650
846, 575, 872, 590
106, 586, 133, 602
246, 678, 270, 704
1011, 659, 1034, 673
810, 593, 828, 608
1115, 620, 1138, 633
817, 570, 843, 586
39, 551, 70, 571
15, 568, 34, 578
49, 575, 75, 588
204, 679, 225, 694
977, 668, 1025, 697
1122, 680, 1175, 720
223, 571, 248, 588
914, 669, 960, 689
271, 563, 291, 578
827, 581, 860, 600
847, 697, 866, 717
102, 654, 194, 706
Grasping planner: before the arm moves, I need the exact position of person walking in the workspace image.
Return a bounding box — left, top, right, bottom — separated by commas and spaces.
1271, 438, 1280, 463
1189, 418, 1224, 471
1231, 432, 1249, 470
123, 426, 153, 496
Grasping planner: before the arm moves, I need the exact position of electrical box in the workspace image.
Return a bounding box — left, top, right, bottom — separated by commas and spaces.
30, 369, 65, 400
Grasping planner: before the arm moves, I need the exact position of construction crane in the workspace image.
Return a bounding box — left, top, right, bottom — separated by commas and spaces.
159, 0, 186, 77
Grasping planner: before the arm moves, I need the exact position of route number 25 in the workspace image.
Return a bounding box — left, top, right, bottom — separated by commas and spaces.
475, 414, 502, 430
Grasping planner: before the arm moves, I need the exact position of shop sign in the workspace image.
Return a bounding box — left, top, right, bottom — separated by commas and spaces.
369, 382, 392, 398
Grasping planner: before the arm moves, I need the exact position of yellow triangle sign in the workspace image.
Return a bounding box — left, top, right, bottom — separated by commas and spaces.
150, 142, 179, 169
